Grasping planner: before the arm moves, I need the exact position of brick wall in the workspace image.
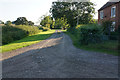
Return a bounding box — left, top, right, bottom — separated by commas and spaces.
98, 2, 120, 29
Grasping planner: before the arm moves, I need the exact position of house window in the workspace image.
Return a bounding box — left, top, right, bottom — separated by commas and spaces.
111, 22, 116, 32
111, 6, 116, 18
100, 11, 104, 19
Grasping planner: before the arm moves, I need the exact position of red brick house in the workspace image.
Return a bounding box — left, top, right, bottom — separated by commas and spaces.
98, 2, 120, 32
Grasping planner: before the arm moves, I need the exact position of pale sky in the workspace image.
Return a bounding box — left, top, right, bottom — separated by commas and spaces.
0, 0, 109, 25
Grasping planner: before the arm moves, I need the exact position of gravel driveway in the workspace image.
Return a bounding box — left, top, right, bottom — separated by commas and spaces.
2, 31, 118, 78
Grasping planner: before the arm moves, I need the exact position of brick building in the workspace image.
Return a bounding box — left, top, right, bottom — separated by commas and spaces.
98, 2, 120, 32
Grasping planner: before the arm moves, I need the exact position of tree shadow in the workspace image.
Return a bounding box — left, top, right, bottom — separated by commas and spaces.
2, 42, 60, 78
2, 33, 63, 62
5, 33, 60, 44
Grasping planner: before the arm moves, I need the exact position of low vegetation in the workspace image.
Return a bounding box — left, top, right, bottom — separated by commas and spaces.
1, 17, 56, 53
2, 30, 55, 53
66, 24, 119, 56
2, 25, 40, 45
37, 26, 50, 31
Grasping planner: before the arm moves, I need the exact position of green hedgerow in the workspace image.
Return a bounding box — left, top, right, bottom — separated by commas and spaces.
2, 25, 40, 45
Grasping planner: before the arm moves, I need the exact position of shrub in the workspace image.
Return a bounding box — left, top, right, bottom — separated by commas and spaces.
109, 30, 119, 40
67, 27, 77, 34
102, 20, 119, 40
15, 25, 40, 35
2, 25, 40, 45
78, 24, 104, 45
37, 26, 50, 31
42, 27, 50, 31
38, 26, 44, 30
102, 20, 112, 35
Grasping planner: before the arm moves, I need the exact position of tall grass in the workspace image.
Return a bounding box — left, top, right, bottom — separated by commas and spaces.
2, 30, 55, 53
2, 25, 40, 45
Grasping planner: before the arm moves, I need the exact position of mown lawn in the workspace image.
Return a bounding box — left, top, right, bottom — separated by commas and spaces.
2, 30, 55, 53
66, 32, 119, 56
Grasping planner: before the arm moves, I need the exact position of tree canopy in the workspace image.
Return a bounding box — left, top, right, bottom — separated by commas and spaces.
14, 17, 34, 26
40, 16, 53, 28
50, 2, 95, 27
5, 21, 12, 25
0, 20, 4, 24
28, 21, 34, 26
54, 17, 69, 29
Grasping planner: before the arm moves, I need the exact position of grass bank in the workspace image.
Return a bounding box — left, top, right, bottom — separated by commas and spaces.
2, 30, 55, 53
66, 32, 118, 56
2, 25, 40, 45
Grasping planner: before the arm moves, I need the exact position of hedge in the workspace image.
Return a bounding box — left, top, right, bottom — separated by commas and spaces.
77, 24, 105, 45
2, 25, 40, 45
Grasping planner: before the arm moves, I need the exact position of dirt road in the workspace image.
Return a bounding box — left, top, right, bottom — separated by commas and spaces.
2, 31, 118, 78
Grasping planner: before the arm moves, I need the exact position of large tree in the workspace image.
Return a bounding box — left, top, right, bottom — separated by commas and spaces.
5, 21, 12, 25
40, 16, 52, 28
0, 20, 4, 24
28, 21, 34, 26
14, 17, 28, 25
50, 2, 95, 27
54, 17, 69, 29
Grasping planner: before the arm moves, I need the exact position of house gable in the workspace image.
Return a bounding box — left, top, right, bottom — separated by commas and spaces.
98, 2, 120, 31
98, 2, 118, 11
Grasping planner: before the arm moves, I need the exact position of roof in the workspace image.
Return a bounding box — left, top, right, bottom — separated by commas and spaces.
98, 2, 118, 11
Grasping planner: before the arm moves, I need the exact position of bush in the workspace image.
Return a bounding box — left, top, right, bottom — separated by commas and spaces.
77, 24, 104, 45
2, 25, 40, 45
42, 27, 50, 31
109, 31, 118, 40
102, 20, 112, 35
15, 25, 40, 35
67, 26, 77, 34
101, 20, 119, 40
37, 26, 50, 31
38, 26, 44, 30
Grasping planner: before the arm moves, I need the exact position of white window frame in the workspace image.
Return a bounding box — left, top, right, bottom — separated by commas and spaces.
111, 6, 116, 18
110, 22, 116, 32
100, 10, 104, 19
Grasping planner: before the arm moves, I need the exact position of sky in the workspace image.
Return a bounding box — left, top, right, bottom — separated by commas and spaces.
0, 0, 109, 25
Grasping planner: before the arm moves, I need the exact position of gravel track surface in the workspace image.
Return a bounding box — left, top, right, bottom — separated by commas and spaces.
2, 31, 118, 78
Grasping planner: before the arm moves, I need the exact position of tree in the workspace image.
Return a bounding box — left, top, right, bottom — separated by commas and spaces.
5, 21, 12, 25
102, 20, 112, 35
50, 2, 95, 27
14, 17, 28, 25
40, 16, 53, 28
0, 20, 4, 24
28, 21, 34, 26
54, 17, 69, 29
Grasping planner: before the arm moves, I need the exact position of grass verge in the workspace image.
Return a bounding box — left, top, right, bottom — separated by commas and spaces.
66, 31, 118, 56
2, 30, 55, 53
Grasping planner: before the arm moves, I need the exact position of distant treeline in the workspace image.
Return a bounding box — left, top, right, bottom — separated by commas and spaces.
0, 17, 34, 26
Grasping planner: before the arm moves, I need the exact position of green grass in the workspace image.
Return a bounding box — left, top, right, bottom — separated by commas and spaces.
61, 29, 67, 32
2, 30, 55, 53
66, 31, 119, 56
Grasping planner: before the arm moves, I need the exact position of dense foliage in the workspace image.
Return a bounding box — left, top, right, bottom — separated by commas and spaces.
2, 25, 40, 45
102, 20, 118, 40
14, 17, 34, 26
50, 2, 95, 27
5, 21, 12, 25
67, 24, 106, 45
40, 16, 53, 28
102, 20, 112, 35
0, 20, 4, 24
78, 24, 104, 45
54, 17, 69, 29
37, 26, 50, 31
